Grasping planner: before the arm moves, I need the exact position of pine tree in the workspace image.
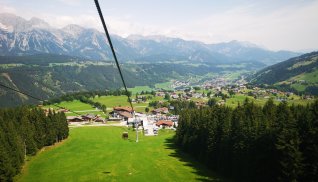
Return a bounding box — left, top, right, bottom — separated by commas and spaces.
263, 98, 276, 129
275, 102, 302, 182
0, 121, 16, 181
20, 114, 37, 155
297, 101, 318, 181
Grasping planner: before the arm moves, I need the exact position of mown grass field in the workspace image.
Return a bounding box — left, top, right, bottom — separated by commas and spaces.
48, 93, 314, 116
92, 95, 130, 108
155, 82, 172, 90
91, 95, 151, 112
128, 86, 153, 94
48, 100, 93, 111
289, 68, 318, 84
45, 100, 106, 117
47, 94, 167, 115
225, 94, 314, 108
17, 127, 223, 182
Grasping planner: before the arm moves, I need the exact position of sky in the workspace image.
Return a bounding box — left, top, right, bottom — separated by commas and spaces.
0, 0, 318, 52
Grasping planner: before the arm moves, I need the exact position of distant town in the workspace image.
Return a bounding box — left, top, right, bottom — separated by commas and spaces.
41, 75, 315, 137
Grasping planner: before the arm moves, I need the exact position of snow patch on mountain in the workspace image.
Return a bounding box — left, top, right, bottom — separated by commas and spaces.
62, 24, 84, 37
0, 13, 300, 65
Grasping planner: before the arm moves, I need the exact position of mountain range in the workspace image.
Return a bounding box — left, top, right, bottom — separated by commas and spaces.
1, 13, 316, 107
0, 13, 300, 65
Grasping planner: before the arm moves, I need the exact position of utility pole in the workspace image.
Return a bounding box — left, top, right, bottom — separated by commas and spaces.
136, 120, 139, 143
134, 111, 139, 143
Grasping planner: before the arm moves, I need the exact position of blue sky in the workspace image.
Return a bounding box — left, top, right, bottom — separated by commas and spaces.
0, 0, 317, 51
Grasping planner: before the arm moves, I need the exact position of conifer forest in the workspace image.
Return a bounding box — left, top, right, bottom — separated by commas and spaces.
175, 99, 318, 182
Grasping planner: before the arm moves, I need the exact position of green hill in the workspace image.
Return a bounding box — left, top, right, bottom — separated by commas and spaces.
16, 127, 222, 181
0, 54, 263, 107
0, 55, 165, 107
249, 51, 318, 95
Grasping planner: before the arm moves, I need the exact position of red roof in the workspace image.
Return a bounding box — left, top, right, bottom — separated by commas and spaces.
113, 106, 133, 113
156, 120, 173, 127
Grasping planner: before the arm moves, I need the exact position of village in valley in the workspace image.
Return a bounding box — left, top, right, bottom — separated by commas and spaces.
43, 75, 315, 137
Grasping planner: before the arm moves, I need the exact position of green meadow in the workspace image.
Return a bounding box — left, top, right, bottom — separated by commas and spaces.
92, 95, 130, 108
47, 94, 167, 115
225, 94, 314, 108
128, 86, 153, 94
91, 95, 151, 112
45, 100, 106, 116
48, 100, 93, 111
16, 127, 223, 182
47, 93, 313, 116
155, 82, 172, 90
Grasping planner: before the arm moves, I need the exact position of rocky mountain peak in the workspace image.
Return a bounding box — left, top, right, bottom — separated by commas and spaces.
0, 13, 51, 32
62, 24, 85, 37
0, 13, 300, 64
29, 17, 50, 30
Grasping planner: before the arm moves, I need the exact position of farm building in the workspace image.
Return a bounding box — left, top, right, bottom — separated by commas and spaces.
110, 106, 133, 121
152, 107, 169, 115
156, 120, 174, 128
67, 116, 84, 122
67, 114, 105, 123
82, 114, 97, 122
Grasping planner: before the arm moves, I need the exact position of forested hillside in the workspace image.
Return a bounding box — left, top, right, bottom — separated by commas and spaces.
0, 54, 262, 107
0, 107, 68, 181
250, 51, 318, 94
0, 54, 84, 65
175, 99, 318, 182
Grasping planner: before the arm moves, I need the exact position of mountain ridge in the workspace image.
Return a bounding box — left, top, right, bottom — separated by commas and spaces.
249, 51, 318, 95
0, 13, 300, 65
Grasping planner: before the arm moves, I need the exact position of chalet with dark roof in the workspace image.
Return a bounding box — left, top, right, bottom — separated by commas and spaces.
110, 106, 134, 121
152, 107, 169, 115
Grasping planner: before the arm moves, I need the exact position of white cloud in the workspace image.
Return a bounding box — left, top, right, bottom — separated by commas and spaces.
173, 1, 318, 51
107, 17, 160, 37
43, 14, 101, 29
89, 1, 318, 51
57, 0, 82, 6
1, 1, 317, 51
0, 3, 17, 14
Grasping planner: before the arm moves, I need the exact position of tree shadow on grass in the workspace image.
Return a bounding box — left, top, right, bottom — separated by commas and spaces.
164, 137, 229, 182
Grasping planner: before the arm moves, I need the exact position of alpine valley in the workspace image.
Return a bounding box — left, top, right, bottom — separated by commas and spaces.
2, 1, 318, 182
1, 13, 315, 107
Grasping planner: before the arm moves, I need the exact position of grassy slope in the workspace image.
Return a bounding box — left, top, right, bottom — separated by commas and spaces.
47, 95, 166, 115
45, 100, 107, 117
155, 82, 172, 90
47, 93, 313, 115
290, 84, 306, 92
91, 95, 130, 108
224, 94, 313, 108
17, 127, 223, 182
281, 68, 318, 92
291, 68, 318, 83
91, 96, 145, 112
91, 95, 166, 113
46, 100, 93, 111
128, 86, 153, 94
